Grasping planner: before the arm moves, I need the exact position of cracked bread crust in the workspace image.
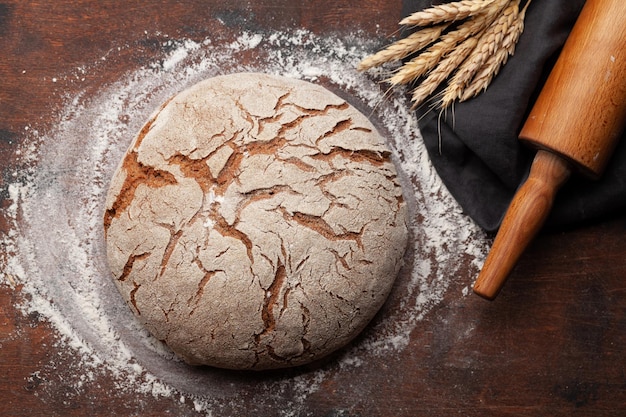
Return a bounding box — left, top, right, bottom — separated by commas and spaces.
104, 73, 408, 370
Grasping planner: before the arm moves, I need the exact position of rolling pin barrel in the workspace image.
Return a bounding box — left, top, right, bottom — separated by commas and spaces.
473, 0, 626, 300
519, 0, 626, 178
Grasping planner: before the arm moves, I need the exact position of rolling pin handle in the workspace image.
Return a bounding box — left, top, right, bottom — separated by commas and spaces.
473, 150, 571, 300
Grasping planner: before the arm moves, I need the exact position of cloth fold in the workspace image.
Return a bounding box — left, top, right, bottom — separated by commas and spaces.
401, 0, 626, 232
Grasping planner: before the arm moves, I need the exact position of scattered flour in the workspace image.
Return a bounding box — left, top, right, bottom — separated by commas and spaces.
0, 29, 488, 415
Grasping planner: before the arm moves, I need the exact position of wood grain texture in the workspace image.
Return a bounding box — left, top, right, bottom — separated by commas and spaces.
1, 1, 625, 416
519, 0, 626, 178
476, 0, 626, 299
474, 150, 571, 299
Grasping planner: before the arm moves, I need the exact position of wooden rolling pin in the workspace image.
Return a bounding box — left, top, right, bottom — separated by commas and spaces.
473, 0, 626, 300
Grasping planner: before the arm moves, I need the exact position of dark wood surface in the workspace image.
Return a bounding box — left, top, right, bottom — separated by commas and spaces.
1, 1, 625, 416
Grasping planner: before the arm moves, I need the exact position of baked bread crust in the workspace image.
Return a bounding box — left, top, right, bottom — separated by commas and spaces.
104, 73, 408, 370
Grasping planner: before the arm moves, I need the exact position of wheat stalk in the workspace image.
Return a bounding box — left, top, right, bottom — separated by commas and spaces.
399, 0, 497, 27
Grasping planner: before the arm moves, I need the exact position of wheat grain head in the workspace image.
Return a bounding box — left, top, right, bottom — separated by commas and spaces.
411, 37, 479, 108
388, 8, 501, 86
400, 0, 498, 27
459, 0, 529, 102
441, 0, 521, 107
358, 24, 448, 71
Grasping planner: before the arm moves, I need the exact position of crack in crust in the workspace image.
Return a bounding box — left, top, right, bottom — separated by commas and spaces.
310, 146, 390, 167
104, 98, 175, 235
212, 215, 254, 262
157, 228, 183, 280
280, 208, 364, 249
188, 267, 220, 314
104, 150, 177, 234
255, 261, 287, 343
118, 252, 151, 282
129, 281, 141, 315
104, 73, 408, 370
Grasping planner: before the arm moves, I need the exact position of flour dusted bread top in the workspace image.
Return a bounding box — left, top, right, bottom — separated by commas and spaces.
103, 73, 408, 370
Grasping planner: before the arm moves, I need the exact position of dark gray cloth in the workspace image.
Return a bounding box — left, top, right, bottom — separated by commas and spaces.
402, 0, 626, 232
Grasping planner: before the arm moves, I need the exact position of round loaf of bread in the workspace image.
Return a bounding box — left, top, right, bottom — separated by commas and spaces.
103, 73, 408, 370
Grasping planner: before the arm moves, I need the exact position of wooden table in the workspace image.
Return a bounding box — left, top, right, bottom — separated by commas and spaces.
1, 1, 625, 416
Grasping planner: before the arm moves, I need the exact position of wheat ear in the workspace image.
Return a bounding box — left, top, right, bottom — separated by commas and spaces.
358, 0, 529, 110
459, 0, 530, 101
410, 37, 479, 108
388, 10, 498, 86
441, 0, 521, 107
358, 24, 448, 71
399, 0, 497, 27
